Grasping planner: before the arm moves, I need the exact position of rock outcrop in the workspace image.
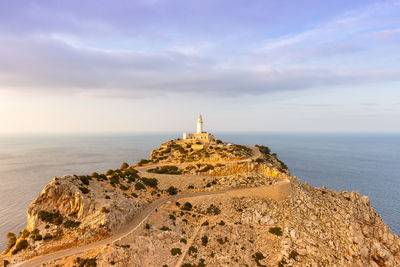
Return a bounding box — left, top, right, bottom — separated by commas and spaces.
1, 141, 399, 267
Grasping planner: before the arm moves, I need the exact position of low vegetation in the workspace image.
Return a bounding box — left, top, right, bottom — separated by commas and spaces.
269, 226, 283, 236
38, 210, 63, 225
147, 166, 182, 175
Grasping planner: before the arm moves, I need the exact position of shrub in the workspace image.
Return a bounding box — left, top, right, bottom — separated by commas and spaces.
92, 172, 99, 178
217, 237, 228, 245
218, 220, 225, 226
141, 177, 158, 188
167, 186, 178, 195
12, 239, 28, 254
38, 210, 63, 225
135, 182, 145, 190
120, 162, 129, 170
4, 232, 16, 253
181, 202, 192, 211
79, 176, 90, 185
75, 257, 97, 267
148, 166, 182, 175
289, 250, 299, 260
145, 223, 150, 229
131, 193, 138, 198
169, 214, 176, 221
252, 252, 266, 267
201, 221, 209, 226
160, 226, 171, 231
170, 248, 182, 256
3, 260, 10, 267
255, 145, 271, 155
101, 207, 110, 213
105, 195, 111, 199
79, 187, 90, 194
30, 229, 42, 241
180, 238, 187, 244
43, 233, 54, 240
188, 245, 197, 255
106, 169, 114, 176
206, 204, 221, 215
201, 235, 208, 246
20, 229, 30, 239
120, 184, 129, 191
110, 175, 120, 185
269, 226, 282, 236
137, 159, 150, 166
64, 219, 81, 229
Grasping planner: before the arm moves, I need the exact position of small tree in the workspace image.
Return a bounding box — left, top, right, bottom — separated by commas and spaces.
167, 186, 178, 195
120, 162, 129, 170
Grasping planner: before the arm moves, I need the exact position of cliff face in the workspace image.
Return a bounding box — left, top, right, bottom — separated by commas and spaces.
1, 142, 399, 267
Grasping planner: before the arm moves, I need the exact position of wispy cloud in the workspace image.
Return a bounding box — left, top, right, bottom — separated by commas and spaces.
0, 0, 399, 98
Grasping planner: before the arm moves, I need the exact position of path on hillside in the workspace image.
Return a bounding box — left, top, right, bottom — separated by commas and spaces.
14, 181, 290, 267
13, 146, 286, 267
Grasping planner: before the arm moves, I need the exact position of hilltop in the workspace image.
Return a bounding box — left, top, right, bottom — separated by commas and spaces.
1, 138, 399, 267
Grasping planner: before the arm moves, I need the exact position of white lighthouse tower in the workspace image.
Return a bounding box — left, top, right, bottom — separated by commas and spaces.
196, 114, 203, 133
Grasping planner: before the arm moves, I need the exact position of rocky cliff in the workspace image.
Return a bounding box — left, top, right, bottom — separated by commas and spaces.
1, 141, 399, 267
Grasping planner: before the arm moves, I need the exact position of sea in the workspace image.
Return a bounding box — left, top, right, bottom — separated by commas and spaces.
0, 133, 399, 250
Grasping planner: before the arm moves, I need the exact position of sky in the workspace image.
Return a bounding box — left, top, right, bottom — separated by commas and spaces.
0, 0, 399, 133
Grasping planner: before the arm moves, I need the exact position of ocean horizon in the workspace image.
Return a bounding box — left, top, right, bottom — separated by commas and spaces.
0, 132, 399, 250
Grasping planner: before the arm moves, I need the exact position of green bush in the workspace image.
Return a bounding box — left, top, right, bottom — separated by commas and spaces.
137, 159, 150, 166
289, 250, 299, 260
188, 245, 197, 255
110, 175, 120, 185
4, 232, 16, 253
79, 187, 90, 194
252, 252, 266, 267
170, 248, 182, 256
217, 237, 228, 245
160, 226, 171, 231
91, 172, 99, 178
120, 162, 129, 170
167, 186, 178, 195
135, 182, 145, 190
206, 204, 221, 215
79, 176, 90, 186
75, 257, 97, 267
38, 210, 63, 225
201, 235, 208, 246
30, 229, 42, 241
218, 220, 225, 226
169, 214, 176, 221
3, 260, 10, 267
148, 166, 182, 175
269, 226, 282, 236
181, 202, 192, 211
145, 223, 150, 229
12, 239, 28, 254
255, 145, 270, 155
106, 169, 114, 176
141, 177, 158, 188
64, 219, 81, 229
120, 184, 129, 191
180, 238, 187, 244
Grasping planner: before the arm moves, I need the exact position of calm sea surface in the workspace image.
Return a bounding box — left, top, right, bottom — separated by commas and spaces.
0, 133, 399, 250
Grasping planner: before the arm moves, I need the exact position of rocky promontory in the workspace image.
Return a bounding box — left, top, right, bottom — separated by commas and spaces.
1, 139, 399, 267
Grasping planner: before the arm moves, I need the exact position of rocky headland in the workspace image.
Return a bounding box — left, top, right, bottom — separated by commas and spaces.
1, 139, 399, 267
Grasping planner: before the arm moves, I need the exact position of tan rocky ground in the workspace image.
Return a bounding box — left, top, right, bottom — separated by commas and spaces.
1, 139, 399, 267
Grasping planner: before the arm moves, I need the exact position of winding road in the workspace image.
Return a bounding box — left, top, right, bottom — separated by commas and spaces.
13, 146, 289, 267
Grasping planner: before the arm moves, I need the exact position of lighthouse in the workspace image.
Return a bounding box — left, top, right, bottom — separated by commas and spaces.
197, 114, 203, 133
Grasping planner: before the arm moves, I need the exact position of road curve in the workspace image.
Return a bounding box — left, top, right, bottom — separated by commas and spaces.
13, 188, 239, 267
13, 146, 276, 267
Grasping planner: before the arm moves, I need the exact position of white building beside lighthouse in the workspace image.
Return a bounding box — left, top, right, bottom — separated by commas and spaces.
183, 114, 214, 143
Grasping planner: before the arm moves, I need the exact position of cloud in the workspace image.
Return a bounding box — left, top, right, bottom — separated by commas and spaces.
371, 28, 400, 41
0, 1, 399, 98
